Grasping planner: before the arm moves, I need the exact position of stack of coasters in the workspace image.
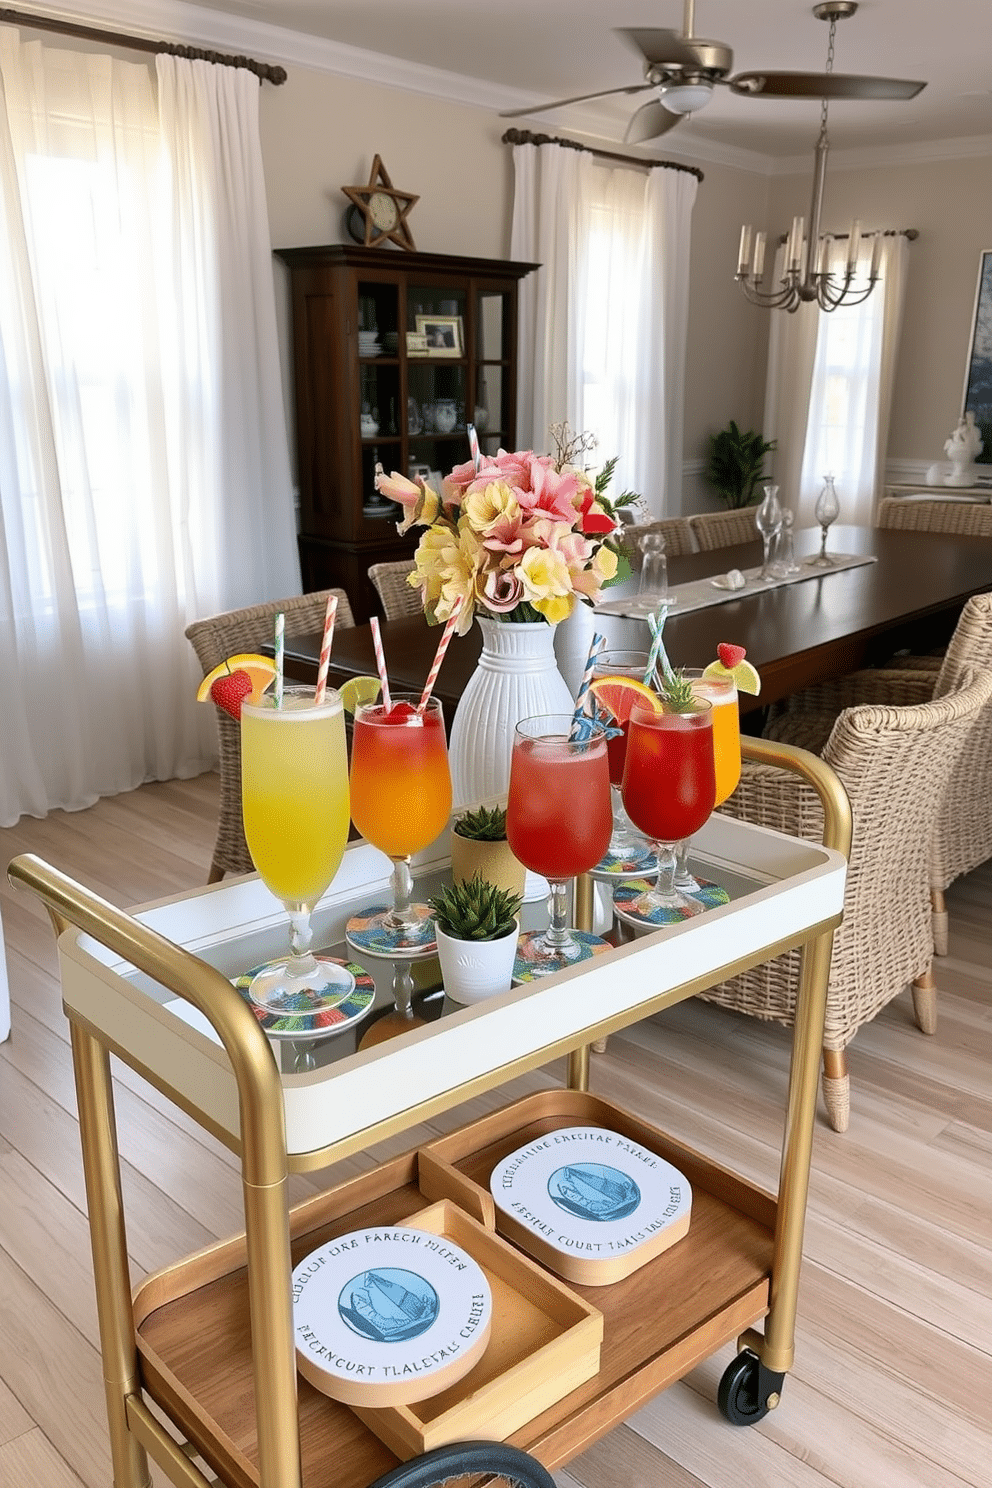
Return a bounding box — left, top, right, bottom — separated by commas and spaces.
292, 1226, 492, 1406
489, 1126, 692, 1285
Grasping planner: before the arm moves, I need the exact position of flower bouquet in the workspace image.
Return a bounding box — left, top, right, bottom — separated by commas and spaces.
375, 425, 636, 634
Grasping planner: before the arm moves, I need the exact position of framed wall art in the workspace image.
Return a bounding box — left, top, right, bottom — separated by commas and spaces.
961, 249, 992, 463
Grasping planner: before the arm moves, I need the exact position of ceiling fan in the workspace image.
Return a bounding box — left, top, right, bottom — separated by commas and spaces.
500, 1, 925, 146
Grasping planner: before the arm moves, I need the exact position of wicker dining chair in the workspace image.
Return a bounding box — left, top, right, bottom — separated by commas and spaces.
687, 508, 759, 552
368, 559, 422, 620
186, 589, 354, 882
620, 516, 695, 559
763, 592, 992, 961
709, 664, 992, 1132
875, 495, 992, 536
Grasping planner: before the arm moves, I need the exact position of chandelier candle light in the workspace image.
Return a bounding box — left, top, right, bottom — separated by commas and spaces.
735, 3, 907, 314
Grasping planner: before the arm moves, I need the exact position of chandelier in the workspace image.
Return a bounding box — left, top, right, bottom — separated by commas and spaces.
735, 3, 882, 314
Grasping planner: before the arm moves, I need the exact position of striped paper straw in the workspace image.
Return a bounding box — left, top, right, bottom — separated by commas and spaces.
569, 631, 606, 739
273, 612, 285, 708
644, 606, 674, 687
314, 593, 338, 705
369, 615, 392, 714
418, 595, 462, 713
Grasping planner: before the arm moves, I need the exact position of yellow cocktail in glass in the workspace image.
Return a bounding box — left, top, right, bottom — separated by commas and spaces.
241, 685, 353, 1009
674, 669, 741, 892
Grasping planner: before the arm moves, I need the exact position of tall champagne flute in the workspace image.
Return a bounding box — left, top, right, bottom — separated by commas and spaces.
755, 484, 783, 581
673, 670, 740, 892
348, 696, 452, 952
241, 685, 354, 1009
506, 713, 613, 976
619, 698, 716, 923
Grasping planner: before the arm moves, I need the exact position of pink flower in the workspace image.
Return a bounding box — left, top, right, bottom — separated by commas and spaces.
482, 567, 525, 612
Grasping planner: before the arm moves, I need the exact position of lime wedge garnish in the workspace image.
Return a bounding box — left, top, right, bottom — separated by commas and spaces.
339, 675, 382, 714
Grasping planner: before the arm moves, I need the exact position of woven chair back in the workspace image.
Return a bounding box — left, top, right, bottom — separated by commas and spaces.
185, 589, 354, 880
620, 517, 695, 559
368, 561, 421, 621
926, 593, 992, 890
876, 496, 992, 536
687, 508, 758, 552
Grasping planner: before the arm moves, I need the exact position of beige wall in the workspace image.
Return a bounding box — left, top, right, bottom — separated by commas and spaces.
768, 149, 992, 465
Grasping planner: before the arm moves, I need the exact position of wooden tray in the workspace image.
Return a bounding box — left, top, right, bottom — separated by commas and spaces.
132, 1091, 776, 1488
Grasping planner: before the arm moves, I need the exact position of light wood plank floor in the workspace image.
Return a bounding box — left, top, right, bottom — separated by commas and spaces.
1, 774, 989, 1488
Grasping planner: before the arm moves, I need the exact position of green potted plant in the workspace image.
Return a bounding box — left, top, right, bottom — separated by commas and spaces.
706, 422, 777, 508
428, 873, 522, 1004
450, 804, 525, 898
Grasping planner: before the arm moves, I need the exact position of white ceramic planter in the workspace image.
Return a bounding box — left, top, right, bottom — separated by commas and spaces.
435, 921, 519, 1005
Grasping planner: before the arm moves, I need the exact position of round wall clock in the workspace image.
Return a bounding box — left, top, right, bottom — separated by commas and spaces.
342, 155, 418, 251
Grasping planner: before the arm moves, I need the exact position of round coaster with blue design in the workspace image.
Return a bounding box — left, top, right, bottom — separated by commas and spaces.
512, 929, 612, 983
233, 959, 374, 1040
345, 904, 437, 959
588, 844, 659, 882
613, 876, 730, 930
292, 1225, 492, 1406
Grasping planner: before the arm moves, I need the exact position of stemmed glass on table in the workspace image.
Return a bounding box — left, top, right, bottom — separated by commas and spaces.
590, 650, 658, 874
673, 669, 741, 895
241, 685, 354, 1009
809, 473, 841, 568
617, 694, 717, 924
755, 484, 784, 581
506, 713, 613, 977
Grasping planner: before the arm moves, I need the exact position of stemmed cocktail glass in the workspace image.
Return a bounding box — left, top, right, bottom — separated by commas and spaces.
589, 650, 657, 875
506, 713, 613, 977
673, 670, 741, 895
347, 695, 452, 957
241, 685, 354, 1010
809, 474, 840, 567
617, 696, 717, 924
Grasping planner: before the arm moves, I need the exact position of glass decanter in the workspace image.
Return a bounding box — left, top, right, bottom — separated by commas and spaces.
810, 474, 840, 568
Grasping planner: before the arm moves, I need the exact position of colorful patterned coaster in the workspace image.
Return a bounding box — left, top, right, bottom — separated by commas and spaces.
233, 959, 374, 1041
489, 1125, 691, 1285
346, 904, 437, 958
292, 1226, 492, 1406
612, 876, 730, 930
588, 845, 659, 881
512, 930, 611, 983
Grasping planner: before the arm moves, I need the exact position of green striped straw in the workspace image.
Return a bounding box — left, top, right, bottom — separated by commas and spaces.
274, 611, 285, 708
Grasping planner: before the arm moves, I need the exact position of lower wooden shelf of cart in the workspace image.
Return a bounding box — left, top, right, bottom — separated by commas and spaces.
131, 1090, 774, 1488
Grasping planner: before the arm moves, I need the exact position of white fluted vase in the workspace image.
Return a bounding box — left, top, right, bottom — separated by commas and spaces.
449, 618, 574, 807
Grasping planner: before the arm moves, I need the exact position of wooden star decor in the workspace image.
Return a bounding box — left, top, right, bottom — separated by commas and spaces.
341, 155, 419, 251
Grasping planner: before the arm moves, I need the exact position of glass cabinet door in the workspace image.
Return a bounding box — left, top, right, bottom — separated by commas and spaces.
474, 290, 510, 456
357, 280, 401, 521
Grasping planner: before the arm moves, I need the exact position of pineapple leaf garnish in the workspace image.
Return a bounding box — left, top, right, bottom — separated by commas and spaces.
660, 667, 696, 713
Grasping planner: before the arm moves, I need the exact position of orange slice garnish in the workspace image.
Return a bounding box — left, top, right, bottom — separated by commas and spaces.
589, 674, 664, 723
196, 652, 277, 704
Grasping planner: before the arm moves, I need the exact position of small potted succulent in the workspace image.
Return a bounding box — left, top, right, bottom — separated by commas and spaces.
450, 804, 525, 898
428, 873, 523, 1004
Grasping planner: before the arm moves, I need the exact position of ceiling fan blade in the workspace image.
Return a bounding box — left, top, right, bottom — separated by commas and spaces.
624, 99, 683, 145
615, 27, 701, 69
500, 82, 653, 120
730, 71, 926, 101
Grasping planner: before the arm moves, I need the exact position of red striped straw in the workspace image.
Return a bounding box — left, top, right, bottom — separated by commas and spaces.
313, 593, 338, 705
417, 596, 462, 714
369, 615, 392, 714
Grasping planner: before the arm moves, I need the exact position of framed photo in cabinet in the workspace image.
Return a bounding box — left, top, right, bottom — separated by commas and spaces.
417, 314, 463, 357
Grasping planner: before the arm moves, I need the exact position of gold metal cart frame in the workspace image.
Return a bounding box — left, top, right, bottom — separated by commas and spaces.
7, 738, 851, 1488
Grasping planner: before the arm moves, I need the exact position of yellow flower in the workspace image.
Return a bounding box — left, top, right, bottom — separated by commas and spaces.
461, 479, 521, 535
518, 542, 574, 622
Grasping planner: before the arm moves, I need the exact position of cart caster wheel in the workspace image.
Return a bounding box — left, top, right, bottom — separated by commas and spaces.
366, 1439, 556, 1488
717, 1350, 785, 1427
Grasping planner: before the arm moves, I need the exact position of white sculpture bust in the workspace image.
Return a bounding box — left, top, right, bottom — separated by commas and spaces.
943, 411, 983, 485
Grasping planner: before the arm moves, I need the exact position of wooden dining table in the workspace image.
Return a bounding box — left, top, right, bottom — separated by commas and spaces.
280, 523, 992, 721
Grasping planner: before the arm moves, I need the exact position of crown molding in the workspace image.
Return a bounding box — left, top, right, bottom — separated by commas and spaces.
10, 2, 990, 176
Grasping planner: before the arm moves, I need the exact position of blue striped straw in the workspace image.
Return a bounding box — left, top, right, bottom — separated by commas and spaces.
274, 612, 285, 708
569, 631, 606, 739
645, 606, 675, 686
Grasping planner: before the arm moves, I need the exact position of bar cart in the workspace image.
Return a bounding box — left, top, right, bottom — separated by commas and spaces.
8, 738, 850, 1488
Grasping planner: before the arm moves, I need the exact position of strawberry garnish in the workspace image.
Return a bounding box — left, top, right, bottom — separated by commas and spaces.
717, 643, 746, 670
210, 669, 252, 720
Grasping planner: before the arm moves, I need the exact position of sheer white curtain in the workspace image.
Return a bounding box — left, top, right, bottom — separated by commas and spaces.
510, 139, 697, 512
0, 31, 299, 826
765, 235, 909, 526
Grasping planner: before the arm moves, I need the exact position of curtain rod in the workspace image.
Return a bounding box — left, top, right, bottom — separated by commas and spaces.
502, 127, 704, 181
0, 6, 287, 83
